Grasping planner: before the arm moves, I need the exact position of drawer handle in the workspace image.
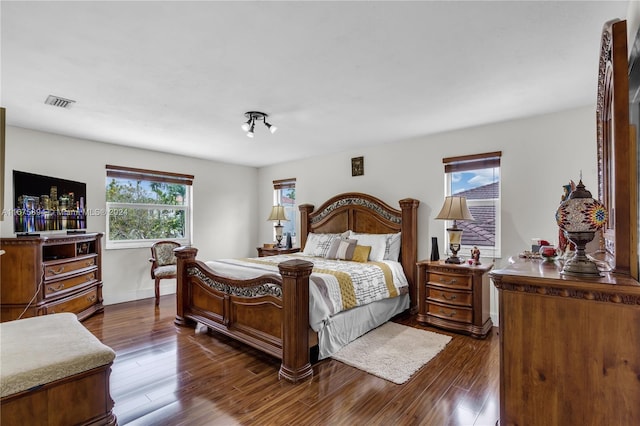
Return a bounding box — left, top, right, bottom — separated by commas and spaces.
48, 266, 65, 275
439, 309, 456, 318
442, 292, 457, 301
47, 283, 65, 292
87, 294, 97, 302
87, 273, 95, 281
86, 260, 94, 267
439, 278, 458, 285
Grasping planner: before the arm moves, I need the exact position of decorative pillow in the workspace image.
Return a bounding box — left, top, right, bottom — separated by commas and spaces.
326, 238, 358, 260
348, 232, 387, 262
302, 232, 349, 258
384, 232, 402, 261
352, 245, 372, 263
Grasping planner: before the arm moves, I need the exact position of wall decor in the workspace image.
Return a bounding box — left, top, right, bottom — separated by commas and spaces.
351, 156, 364, 176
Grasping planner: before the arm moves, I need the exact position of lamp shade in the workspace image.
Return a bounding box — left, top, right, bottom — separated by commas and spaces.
267, 205, 288, 222
435, 196, 475, 221
555, 180, 607, 232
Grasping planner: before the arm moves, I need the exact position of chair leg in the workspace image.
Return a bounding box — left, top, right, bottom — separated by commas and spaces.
155, 278, 160, 306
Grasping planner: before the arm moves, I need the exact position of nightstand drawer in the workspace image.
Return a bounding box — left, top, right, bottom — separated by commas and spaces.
427, 301, 473, 324
427, 287, 472, 307
428, 271, 472, 290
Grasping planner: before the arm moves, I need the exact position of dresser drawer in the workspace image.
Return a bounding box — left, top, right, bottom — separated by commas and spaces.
427, 301, 473, 324
44, 256, 96, 279
45, 287, 99, 315
427, 286, 472, 307
428, 271, 472, 290
44, 271, 98, 297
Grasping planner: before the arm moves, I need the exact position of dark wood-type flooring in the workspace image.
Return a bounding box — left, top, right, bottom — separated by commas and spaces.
83, 296, 499, 426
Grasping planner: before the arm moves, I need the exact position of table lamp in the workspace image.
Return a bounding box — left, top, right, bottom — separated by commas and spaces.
435, 196, 475, 264
555, 179, 607, 276
267, 205, 288, 248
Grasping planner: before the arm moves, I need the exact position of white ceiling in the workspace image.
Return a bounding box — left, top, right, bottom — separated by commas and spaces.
1, 1, 629, 168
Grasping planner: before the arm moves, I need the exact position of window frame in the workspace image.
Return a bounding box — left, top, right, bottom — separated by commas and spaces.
442, 152, 502, 259
105, 165, 194, 250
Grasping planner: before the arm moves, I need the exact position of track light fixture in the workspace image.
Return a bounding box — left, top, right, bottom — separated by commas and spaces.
241, 111, 277, 137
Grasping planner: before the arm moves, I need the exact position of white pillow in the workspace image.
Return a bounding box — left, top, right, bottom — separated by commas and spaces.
302, 232, 349, 258
347, 231, 402, 262
348, 232, 387, 262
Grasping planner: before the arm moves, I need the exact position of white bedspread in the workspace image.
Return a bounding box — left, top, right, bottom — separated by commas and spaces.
204, 253, 409, 336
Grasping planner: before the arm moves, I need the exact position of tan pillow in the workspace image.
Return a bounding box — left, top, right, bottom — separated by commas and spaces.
352, 245, 372, 263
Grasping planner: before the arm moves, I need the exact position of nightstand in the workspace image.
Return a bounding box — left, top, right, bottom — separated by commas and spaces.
416, 260, 493, 338
256, 247, 300, 257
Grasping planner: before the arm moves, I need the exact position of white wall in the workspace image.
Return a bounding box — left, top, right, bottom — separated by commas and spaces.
258, 105, 598, 324
1, 126, 258, 305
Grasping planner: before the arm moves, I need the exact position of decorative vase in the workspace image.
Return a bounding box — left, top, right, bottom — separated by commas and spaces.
430, 237, 440, 261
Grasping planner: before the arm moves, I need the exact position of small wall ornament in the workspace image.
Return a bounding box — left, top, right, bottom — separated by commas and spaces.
351, 156, 364, 176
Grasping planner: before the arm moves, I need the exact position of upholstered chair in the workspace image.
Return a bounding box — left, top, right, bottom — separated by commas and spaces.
149, 241, 180, 306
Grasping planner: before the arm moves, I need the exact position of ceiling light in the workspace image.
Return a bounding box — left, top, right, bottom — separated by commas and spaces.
242, 111, 276, 137
241, 118, 252, 132
265, 121, 277, 134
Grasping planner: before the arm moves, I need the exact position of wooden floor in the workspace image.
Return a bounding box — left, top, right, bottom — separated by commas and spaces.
83, 296, 500, 426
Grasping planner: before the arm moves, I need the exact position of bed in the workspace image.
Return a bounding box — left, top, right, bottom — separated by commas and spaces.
174, 192, 419, 382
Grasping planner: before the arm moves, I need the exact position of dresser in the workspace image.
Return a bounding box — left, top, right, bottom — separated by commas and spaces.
490, 259, 640, 426
256, 246, 300, 257
416, 260, 493, 338
0, 233, 104, 322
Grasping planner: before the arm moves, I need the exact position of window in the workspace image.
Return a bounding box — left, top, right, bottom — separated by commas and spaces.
273, 178, 296, 245
105, 165, 194, 249
443, 152, 501, 258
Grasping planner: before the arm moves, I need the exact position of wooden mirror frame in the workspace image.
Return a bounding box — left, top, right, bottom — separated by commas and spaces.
596, 19, 639, 279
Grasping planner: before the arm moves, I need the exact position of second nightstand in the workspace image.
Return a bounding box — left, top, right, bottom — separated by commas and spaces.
256, 246, 301, 257
416, 260, 493, 338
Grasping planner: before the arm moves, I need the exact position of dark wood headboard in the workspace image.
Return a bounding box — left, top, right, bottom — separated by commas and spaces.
298, 192, 420, 311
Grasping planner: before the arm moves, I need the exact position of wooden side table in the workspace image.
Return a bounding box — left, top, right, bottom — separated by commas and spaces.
416, 260, 493, 338
256, 247, 301, 257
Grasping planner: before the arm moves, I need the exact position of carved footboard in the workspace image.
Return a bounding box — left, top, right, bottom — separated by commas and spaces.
174, 247, 314, 383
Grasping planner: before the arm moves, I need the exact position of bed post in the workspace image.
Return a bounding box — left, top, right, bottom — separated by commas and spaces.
399, 198, 420, 313
298, 204, 314, 251
174, 246, 197, 327
278, 259, 314, 383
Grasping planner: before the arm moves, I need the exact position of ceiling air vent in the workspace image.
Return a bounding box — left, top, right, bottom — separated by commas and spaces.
44, 95, 76, 109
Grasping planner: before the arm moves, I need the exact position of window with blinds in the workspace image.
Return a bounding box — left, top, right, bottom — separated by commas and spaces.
273, 178, 296, 245
443, 151, 501, 258
105, 165, 193, 249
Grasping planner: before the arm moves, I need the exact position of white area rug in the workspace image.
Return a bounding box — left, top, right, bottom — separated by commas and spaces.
331, 322, 452, 384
